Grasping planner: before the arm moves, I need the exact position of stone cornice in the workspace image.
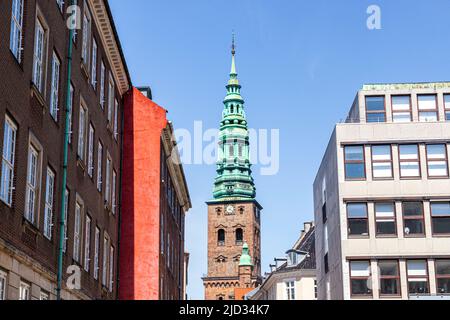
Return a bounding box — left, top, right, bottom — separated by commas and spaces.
362, 82, 450, 91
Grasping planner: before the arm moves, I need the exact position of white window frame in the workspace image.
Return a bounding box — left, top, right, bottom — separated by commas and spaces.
114, 99, 119, 140
77, 102, 87, 161
100, 61, 105, 108
19, 281, 30, 300
0, 116, 17, 206
73, 202, 82, 263
97, 141, 103, 192
25, 144, 40, 224
285, 280, 296, 300
91, 38, 97, 88
109, 246, 114, 292
10, 0, 24, 63
32, 18, 45, 92
0, 270, 7, 300
108, 74, 114, 123
372, 145, 393, 179
84, 215, 91, 272
87, 124, 94, 177
40, 290, 49, 300
112, 170, 117, 215
43, 167, 55, 240
102, 234, 109, 287
94, 227, 100, 280
105, 154, 111, 205
426, 144, 449, 178
50, 52, 61, 121
81, 3, 91, 65
418, 95, 438, 122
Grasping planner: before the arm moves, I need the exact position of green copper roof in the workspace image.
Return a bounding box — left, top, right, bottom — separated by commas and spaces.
239, 243, 253, 267
212, 39, 256, 200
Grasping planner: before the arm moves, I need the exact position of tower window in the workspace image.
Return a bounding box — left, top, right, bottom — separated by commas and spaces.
235, 228, 243, 245
230, 105, 234, 113
229, 144, 234, 157
218, 229, 225, 246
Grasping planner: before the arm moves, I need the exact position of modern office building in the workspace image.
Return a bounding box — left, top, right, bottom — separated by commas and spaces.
248, 222, 317, 301
119, 88, 192, 300
0, 0, 130, 300
314, 82, 450, 300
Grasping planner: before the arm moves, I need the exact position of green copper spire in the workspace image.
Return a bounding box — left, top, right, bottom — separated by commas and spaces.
212, 36, 256, 200
239, 243, 253, 267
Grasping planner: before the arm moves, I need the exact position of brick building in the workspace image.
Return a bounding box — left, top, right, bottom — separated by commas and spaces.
0, 0, 130, 300
119, 88, 191, 300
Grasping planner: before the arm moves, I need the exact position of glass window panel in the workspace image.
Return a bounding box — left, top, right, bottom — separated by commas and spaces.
399, 145, 419, 160
403, 202, 423, 216
445, 95, 450, 109
348, 203, 368, 218
400, 162, 420, 177
418, 95, 437, 110
432, 218, 450, 234
392, 96, 411, 111
436, 260, 450, 275
408, 281, 429, 294
345, 163, 365, 179
366, 96, 385, 111
373, 162, 392, 178
349, 220, 368, 236
351, 279, 371, 295
372, 146, 391, 161
351, 261, 371, 277
393, 112, 412, 123
404, 219, 425, 235
437, 279, 450, 294
431, 203, 450, 216
407, 260, 427, 276
427, 145, 446, 160
380, 278, 399, 295
428, 161, 448, 177
379, 261, 399, 276
375, 203, 395, 218
419, 111, 438, 122
345, 146, 364, 161
446, 112, 450, 121
367, 113, 386, 123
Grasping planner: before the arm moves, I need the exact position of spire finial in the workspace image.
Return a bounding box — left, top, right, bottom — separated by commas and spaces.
231, 31, 236, 56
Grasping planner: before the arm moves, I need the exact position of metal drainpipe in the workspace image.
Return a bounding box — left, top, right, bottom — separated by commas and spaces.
57, 0, 75, 301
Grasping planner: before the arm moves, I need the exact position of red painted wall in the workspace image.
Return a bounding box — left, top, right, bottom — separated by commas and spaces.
119, 87, 167, 300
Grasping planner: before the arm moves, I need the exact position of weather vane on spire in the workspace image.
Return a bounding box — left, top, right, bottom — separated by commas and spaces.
231, 31, 236, 55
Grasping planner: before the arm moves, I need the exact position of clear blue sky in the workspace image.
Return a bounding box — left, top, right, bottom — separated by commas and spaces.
109, 0, 450, 299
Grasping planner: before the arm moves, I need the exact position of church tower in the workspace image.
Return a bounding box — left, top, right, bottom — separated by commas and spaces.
203, 38, 262, 300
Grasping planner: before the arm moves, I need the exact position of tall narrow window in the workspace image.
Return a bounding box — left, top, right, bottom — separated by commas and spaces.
32, 19, 45, 92
100, 62, 105, 108
91, 38, 97, 88
0, 117, 17, 206
375, 203, 396, 236
228, 144, 234, 158
81, 6, 91, 65
63, 188, 69, 253
371, 145, 393, 179
347, 203, 369, 236
365, 96, 386, 123
25, 145, 39, 224
109, 246, 114, 292
426, 144, 448, 178
102, 235, 109, 286
407, 260, 429, 295
77, 105, 87, 161
350, 261, 372, 296
87, 124, 94, 177
108, 75, 114, 123
218, 229, 225, 246
97, 141, 103, 192
392, 95, 412, 123
43, 167, 55, 240
399, 145, 420, 178
430, 202, 450, 235
50, 52, 61, 121
73, 202, 82, 263
84, 215, 91, 272
10, 0, 24, 62
418, 95, 438, 122
19, 282, 30, 300
40, 291, 49, 300
285, 281, 296, 300
445, 94, 450, 121
235, 228, 243, 245
112, 170, 117, 215
94, 227, 100, 280
436, 260, 450, 294
68, 84, 74, 143
114, 99, 119, 139
105, 154, 111, 205
379, 260, 400, 296
344, 146, 366, 180
403, 202, 425, 236
0, 271, 6, 300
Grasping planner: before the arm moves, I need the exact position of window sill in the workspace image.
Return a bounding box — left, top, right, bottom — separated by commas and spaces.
404, 234, 426, 238
345, 178, 367, 182
81, 61, 90, 80
30, 82, 46, 108
427, 176, 450, 180
375, 235, 398, 239
431, 234, 450, 238
348, 235, 370, 239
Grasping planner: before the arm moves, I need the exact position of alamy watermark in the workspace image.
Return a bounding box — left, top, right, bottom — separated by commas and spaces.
367, 5, 382, 30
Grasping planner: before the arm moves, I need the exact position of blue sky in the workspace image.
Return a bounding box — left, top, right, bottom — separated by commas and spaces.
109, 0, 450, 299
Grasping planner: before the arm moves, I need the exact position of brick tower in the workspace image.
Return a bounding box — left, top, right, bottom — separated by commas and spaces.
203, 37, 262, 300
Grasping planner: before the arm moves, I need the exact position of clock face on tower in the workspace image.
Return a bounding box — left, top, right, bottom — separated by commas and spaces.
226, 205, 235, 214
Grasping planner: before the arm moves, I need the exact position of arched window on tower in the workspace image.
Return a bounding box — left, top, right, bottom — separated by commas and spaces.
235, 228, 243, 245
229, 144, 234, 157
218, 229, 225, 246
238, 144, 243, 157
230, 105, 234, 113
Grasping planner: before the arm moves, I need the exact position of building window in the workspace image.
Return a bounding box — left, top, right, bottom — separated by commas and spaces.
324, 253, 329, 274
40, 290, 49, 300
63, 188, 69, 253
25, 144, 40, 224
100, 61, 105, 108
218, 229, 225, 246
84, 215, 91, 272
50, 52, 61, 121
435, 260, 450, 294
430, 202, 450, 235
102, 235, 109, 287
365, 96, 386, 123
97, 141, 103, 192
19, 281, 30, 300
112, 170, 117, 215
43, 167, 55, 240
371, 145, 393, 179
285, 281, 296, 300
81, 4, 91, 65
73, 202, 82, 263
392, 95, 412, 123
418, 94, 438, 122
0, 116, 17, 206
375, 203, 396, 236
87, 124, 94, 177
114, 99, 119, 140
10, 0, 24, 63
344, 146, 366, 180
77, 104, 87, 161
445, 94, 450, 121
68, 84, 74, 143
407, 260, 429, 295
426, 144, 448, 178
235, 228, 243, 245
108, 75, 115, 123
403, 202, 425, 236
347, 203, 369, 236
109, 246, 114, 292
399, 145, 421, 178
105, 154, 111, 205
94, 227, 100, 280
0, 270, 6, 300
314, 280, 318, 299
91, 38, 97, 88
350, 261, 372, 296
32, 19, 46, 92
378, 260, 400, 296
